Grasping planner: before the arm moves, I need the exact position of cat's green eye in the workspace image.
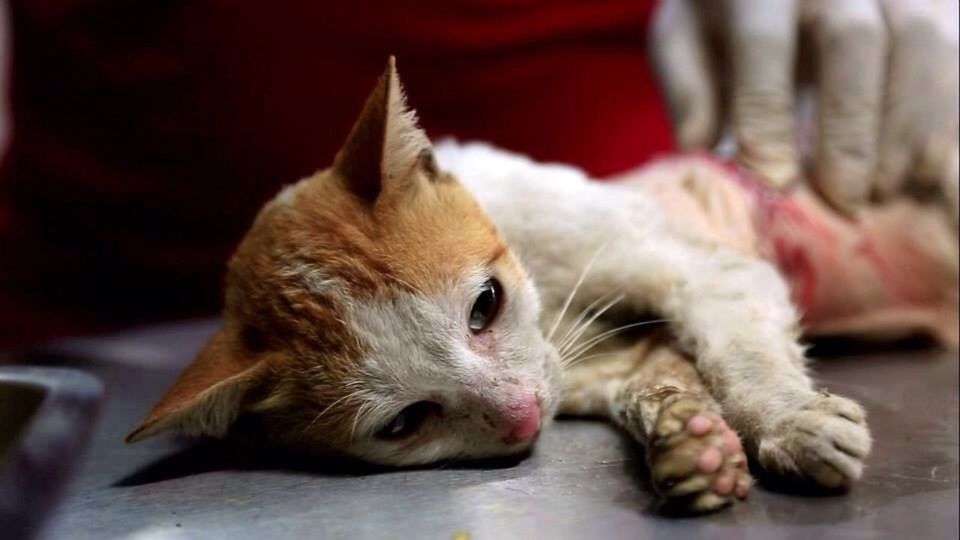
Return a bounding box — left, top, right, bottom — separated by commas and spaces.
468, 278, 503, 333
376, 401, 440, 440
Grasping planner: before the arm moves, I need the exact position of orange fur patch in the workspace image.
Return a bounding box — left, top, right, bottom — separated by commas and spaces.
126, 57, 522, 451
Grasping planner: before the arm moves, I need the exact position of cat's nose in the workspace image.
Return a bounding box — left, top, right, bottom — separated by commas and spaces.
501, 394, 541, 443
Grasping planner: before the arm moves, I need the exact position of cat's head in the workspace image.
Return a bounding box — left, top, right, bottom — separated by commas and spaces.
126, 58, 562, 466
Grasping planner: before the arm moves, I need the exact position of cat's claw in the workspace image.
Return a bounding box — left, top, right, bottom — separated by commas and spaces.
756, 392, 872, 490
648, 395, 751, 514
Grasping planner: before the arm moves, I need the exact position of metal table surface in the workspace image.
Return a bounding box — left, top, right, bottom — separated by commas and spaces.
17, 320, 960, 540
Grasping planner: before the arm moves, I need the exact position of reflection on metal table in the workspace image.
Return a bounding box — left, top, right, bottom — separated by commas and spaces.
14, 319, 960, 539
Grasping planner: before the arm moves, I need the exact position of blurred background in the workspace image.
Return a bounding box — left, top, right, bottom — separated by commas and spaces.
0, 0, 957, 349
0, 0, 673, 348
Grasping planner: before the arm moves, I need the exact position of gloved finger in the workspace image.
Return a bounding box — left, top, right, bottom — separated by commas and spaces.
875, 0, 959, 201
905, 1, 959, 211
941, 144, 959, 226
726, 0, 800, 189
805, 0, 887, 212
650, 0, 721, 149
915, 128, 960, 198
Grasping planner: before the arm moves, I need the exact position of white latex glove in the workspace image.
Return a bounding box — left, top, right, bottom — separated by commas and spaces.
651, 0, 959, 216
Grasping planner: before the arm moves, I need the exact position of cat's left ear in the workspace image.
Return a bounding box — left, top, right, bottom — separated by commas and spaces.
333, 55, 437, 203
124, 328, 274, 443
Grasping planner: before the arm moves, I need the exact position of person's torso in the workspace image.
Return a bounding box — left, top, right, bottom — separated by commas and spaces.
0, 0, 672, 345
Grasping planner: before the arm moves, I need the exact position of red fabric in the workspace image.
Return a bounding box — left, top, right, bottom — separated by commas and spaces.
0, 0, 674, 347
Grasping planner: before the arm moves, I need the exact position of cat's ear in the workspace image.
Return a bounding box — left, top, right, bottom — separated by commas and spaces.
333, 55, 435, 202
124, 328, 271, 443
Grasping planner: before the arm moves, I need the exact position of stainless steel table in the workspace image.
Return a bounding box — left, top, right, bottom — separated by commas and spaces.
19, 320, 960, 539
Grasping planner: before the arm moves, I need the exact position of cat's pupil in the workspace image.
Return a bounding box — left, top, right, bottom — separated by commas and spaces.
376, 401, 440, 440
468, 278, 502, 333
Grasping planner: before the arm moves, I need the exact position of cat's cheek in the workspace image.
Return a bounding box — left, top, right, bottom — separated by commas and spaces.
469, 329, 497, 354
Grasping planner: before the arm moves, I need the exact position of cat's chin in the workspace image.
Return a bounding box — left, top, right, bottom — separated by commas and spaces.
454, 438, 541, 464
345, 430, 545, 468
374, 447, 536, 471
539, 366, 563, 421
502, 438, 540, 459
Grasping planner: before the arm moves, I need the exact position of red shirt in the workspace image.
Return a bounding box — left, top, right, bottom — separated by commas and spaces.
0, 0, 673, 347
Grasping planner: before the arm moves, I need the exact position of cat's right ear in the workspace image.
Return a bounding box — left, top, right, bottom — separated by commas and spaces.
124, 328, 274, 443
333, 56, 434, 203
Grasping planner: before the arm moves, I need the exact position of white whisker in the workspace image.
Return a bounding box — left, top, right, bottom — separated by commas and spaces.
350, 401, 372, 442
299, 390, 364, 440
352, 400, 396, 441
558, 292, 626, 356
546, 242, 609, 341
562, 319, 671, 366
554, 290, 620, 350
563, 351, 622, 369
386, 273, 425, 296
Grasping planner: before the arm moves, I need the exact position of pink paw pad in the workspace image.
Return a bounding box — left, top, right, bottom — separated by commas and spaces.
713, 473, 735, 495
697, 447, 723, 473
722, 428, 742, 453
686, 411, 751, 498
735, 477, 751, 499
687, 414, 713, 436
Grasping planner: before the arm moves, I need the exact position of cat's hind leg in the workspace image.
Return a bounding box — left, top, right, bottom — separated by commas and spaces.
561, 335, 751, 514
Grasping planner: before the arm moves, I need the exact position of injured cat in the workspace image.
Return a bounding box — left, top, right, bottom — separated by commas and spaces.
126, 58, 958, 514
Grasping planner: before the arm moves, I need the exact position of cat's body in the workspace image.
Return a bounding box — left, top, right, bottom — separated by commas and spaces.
437, 140, 869, 509
127, 59, 872, 514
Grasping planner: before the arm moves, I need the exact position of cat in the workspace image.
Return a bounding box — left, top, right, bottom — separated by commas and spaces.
126, 57, 872, 514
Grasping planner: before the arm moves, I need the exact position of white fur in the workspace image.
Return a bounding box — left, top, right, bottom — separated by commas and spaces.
435, 140, 823, 445
339, 262, 561, 465
383, 67, 431, 182
134, 374, 257, 441
284, 137, 869, 482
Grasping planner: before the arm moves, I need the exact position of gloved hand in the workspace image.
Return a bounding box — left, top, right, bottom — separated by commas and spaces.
651, 0, 959, 217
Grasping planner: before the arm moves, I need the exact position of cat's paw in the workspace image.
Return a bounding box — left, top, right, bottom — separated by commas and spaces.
756, 391, 872, 490
648, 395, 751, 514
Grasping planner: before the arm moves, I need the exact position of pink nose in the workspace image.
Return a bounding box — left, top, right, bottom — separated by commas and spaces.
503, 395, 542, 443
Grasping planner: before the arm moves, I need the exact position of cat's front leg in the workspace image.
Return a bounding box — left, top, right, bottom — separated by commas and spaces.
483, 169, 871, 489
581, 229, 873, 490
648, 241, 872, 490
752, 389, 872, 488
561, 338, 751, 513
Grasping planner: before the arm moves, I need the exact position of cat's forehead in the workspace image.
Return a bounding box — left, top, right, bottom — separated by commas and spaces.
224, 167, 528, 370
267, 169, 524, 297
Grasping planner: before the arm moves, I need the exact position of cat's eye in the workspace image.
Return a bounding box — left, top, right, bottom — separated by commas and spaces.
376, 401, 440, 440
468, 278, 503, 333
